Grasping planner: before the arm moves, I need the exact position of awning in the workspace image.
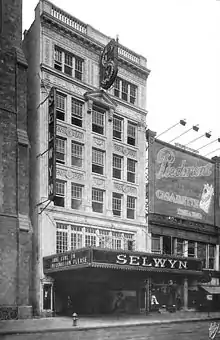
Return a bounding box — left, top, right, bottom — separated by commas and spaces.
200, 286, 220, 294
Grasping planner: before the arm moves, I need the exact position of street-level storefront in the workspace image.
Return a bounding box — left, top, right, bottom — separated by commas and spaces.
43, 247, 203, 316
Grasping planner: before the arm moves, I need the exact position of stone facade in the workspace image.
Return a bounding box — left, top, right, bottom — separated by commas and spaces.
0, 0, 32, 319
23, 0, 150, 315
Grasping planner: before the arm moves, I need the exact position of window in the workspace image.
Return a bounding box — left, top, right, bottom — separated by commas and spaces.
64, 52, 73, 76
208, 244, 215, 269
92, 148, 104, 174
56, 223, 68, 253
112, 192, 122, 216
71, 141, 83, 167
75, 57, 83, 80
54, 180, 65, 207
56, 92, 66, 121
85, 227, 96, 247
151, 234, 162, 254
112, 231, 122, 250
99, 229, 110, 248
122, 80, 128, 101
127, 159, 136, 183
54, 46, 83, 80
56, 137, 65, 164
113, 154, 123, 179
113, 77, 137, 104
124, 234, 134, 251
175, 238, 184, 256
197, 242, 206, 268
70, 226, 83, 250
127, 121, 136, 146
71, 183, 83, 209
127, 196, 136, 219
92, 108, 104, 135
54, 47, 62, 71
92, 188, 104, 213
71, 98, 83, 127
163, 236, 172, 255
114, 78, 120, 98
113, 116, 123, 140
188, 241, 196, 258
130, 84, 136, 104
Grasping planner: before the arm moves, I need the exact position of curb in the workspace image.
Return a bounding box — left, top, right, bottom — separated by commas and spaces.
0, 316, 219, 336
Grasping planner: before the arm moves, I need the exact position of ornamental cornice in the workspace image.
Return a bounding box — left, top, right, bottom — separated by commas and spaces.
41, 13, 150, 76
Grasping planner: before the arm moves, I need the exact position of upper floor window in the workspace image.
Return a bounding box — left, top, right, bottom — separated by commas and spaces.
124, 234, 134, 251
56, 92, 66, 121
54, 180, 65, 207
71, 98, 83, 127
208, 244, 215, 269
197, 242, 206, 268
127, 121, 137, 146
54, 46, 83, 80
114, 77, 137, 105
127, 196, 136, 219
92, 108, 104, 135
99, 229, 110, 248
92, 188, 104, 213
175, 238, 185, 257
112, 192, 122, 217
188, 241, 196, 258
85, 227, 96, 247
92, 148, 104, 175
113, 115, 123, 141
56, 137, 66, 164
71, 141, 83, 168
113, 154, 123, 179
70, 226, 83, 250
112, 231, 122, 250
151, 234, 162, 254
127, 158, 136, 183
71, 183, 83, 210
56, 223, 68, 253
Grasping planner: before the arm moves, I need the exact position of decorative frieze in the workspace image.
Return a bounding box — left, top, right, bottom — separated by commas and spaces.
92, 177, 105, 188
114, 182, 137, 195
56, 168, 84, 181
93, 137, 105, 148
56, 125, 84, 140
44, 74, 86, 96
117, 104, 146, 122
114, 143, 137, 158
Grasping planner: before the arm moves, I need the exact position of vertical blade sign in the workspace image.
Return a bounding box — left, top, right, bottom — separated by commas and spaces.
48, 87, 57, 201
100, 39, 118, 90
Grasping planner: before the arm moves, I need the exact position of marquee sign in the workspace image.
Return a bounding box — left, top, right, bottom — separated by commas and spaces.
148, 138, 215, 224
43, 248, 202, 273
48, 87, 57, 201
100, 39, 118, 90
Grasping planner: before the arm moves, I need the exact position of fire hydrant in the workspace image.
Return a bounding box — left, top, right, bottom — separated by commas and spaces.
72, 312, 78, 326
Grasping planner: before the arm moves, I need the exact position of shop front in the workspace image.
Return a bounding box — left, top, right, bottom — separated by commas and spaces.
43, 247, 203, 315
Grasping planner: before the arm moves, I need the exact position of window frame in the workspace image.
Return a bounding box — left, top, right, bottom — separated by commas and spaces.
92, 108, 105, 135
71, 183, 83, 210
127, 195, 136, 219
92, 188, 104, 213
113, 115, 123, 141
56, 92, 66, 121
54, 180, 65, 207
71, 141, 83, 168
127, 158, 136, 183
92, 148, 105, 175
113, 154, 123, 180
127, 121, 137, 146
71, 98, 83, 127
112, 192, 122, 217
56, 137, 66, 164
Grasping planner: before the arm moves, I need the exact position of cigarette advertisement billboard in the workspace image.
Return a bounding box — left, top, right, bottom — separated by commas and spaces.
148, 139, 215, 224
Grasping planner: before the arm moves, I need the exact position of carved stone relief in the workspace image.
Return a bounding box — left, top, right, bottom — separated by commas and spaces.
92, 177, 105, 188
114, 144, 137, 158
93, 137, 105, 148
56, 168, 84, 181
57, 125, 84, 140
114, 182, 137, 195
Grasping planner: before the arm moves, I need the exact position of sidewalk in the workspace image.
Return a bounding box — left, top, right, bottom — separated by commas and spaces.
0, 311, 219, 335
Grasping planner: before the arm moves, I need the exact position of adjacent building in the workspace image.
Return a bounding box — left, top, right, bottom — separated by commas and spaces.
0, 0, 32, 319
146, 130, 220, 311
23, 0, 151, 316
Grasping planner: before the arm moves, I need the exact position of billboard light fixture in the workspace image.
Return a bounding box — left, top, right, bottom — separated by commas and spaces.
156, 119, 187, 138
192, 125, 199, 132
197, 137, 220, 151
205, 131, 212, 139
169, 124, 199, 143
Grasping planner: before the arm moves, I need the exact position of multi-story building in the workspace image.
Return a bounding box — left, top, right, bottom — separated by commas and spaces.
23, 0, 151, 316
146, 130, 220, 311
0, 0, 32, 319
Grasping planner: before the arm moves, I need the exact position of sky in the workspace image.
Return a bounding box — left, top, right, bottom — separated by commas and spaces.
22, 0, 220, 158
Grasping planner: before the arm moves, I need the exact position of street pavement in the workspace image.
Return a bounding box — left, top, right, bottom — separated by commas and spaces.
0, 311, 220, 339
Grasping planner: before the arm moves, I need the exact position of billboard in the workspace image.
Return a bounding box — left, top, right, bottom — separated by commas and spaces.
148, 138, 215, 224
48, 87, 57, 201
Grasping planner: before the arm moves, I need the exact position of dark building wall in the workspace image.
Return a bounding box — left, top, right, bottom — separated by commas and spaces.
0, 0, 32, 319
